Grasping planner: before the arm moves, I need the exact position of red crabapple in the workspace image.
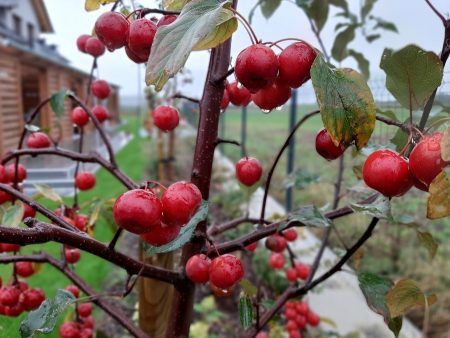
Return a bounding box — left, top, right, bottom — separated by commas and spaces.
71, 107, 89, 127
27, 132, 51, 149
75, 172, 96, 191
92, 105, 109, 123
278, 42, 316, 88
235, 157, 263, 186
85, 37, 105, 57
269, 253, 285, 269
161, 181, 202, 226
91, 80, 111, 100
209, 254, 244, 289
76, 35, 91, 53
94, 12, 129, 51
315, 128, 346, 161
127, 19, 157, 61
152, 105, 180, 132
185, 254, 211, 284
140, 222, 181, 246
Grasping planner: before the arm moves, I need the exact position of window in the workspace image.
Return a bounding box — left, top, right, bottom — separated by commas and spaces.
12, 14, 21, 36
27, 23, 34, 47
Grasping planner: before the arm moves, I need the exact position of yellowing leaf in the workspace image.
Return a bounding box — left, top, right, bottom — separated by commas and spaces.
33, 184, 63, 204
2, 202, 24, 227
427, 170, 450, 219
416, 230, 438, 259
311, 56, 376, 149
146, 0, 237, 91
385, 279, 437, 318
85, 0, 116, 11
162, 0, 190, 11
441, 125, 450, 161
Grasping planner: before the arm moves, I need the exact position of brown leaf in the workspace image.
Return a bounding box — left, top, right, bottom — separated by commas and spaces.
441, 125, 450, 161
427, 170, 450, 219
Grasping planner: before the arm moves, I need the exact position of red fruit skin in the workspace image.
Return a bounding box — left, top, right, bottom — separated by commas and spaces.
245, 241, 258, 251
71, 107, 90, 127
185, 254, 211, 284
80, 328, 93, 338
235, 157, 263, 186
1, 243, 20, 252
4, 302, 24, 317
127, 19, 157, 60
235, 44, 279, 93
77, 303, 93, 318
296, 302, 309, 315
91, 80, 111, 100
315, 128, 346, 161
209, 282, 234, 298
76, 35, 91, 53
295, 314, 307, 328
0, 165, 7, 183
23, 204, 37, 219
94, 12, 129, 51
0, 286, 21, 306
92, 105, 109, 123
286, 268, 297, 282
255, 332, 268, 338
265, 235, 287, 253
27, 132, 51, 149
227, 82, 251, 106
75, 172, 96, 191
409, 133, 448, 187
221, 89, 230, 110
278, 42, 316, 88
252, 79, 292, 111
125, 46, 147, 63
306, 311, 320, 326
16, 280, 28, 292
209, 254, 244, 289
140, 222, 180, 246
157, 15, 177, 27
85, 37, 105, 57
0, 190, 13, 204
15, 262, 34, 277
363, 149, 413, 197
285, 308, 297, 320
289, 332, 302, 338
152, 105, 180, 132
21, 288, 45, 311
295, 263, 310, 280
268, 253, 285, 269
5, 163, 27, 182
286, 320, 298, 331
282, 229, 298, 242
81, 315, 94, 329
412, 175, 429, 192
66, 285, 80, 298
75, 214, 88, 231
113, 189, 162, 234
59, 322, 81, 338
65, 249, 81, 264
162, 181, 202, 226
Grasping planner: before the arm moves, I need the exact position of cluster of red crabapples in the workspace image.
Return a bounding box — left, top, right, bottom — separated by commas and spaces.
113, 181, 202, 246
232, 41, 316, 112
314, 127, 449, 198
59, 284, 95, 338
0, 260, 45, 318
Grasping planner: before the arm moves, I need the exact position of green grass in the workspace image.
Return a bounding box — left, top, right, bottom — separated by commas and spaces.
0, 115, 149, 337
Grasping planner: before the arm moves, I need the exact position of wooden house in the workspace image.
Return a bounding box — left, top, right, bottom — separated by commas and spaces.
0, 0, 120, 155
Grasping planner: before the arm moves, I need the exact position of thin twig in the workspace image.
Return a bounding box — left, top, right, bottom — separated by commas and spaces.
424, 0, 446, 25
172, 94, 200, 104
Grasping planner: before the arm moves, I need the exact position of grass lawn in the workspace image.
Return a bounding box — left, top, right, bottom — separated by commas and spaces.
0, 115, 149, 337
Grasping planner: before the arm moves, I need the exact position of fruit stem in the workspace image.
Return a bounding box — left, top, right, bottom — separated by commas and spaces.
230, 8, 259, 44
143, 180, 168, 192
268, 37, 310, 48
399, 133, 413, 156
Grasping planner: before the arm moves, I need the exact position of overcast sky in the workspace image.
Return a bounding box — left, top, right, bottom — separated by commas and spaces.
42, 0, 450, 101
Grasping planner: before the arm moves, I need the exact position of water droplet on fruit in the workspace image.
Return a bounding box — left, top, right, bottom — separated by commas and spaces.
261, 109, 271, 114
275, 105, 284, 111
237, 82, 243, 89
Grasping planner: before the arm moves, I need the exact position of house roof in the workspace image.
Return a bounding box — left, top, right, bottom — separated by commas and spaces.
31, 0, 53, 33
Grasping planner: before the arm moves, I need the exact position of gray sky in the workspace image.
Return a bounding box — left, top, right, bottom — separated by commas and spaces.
42, 0, 449, 100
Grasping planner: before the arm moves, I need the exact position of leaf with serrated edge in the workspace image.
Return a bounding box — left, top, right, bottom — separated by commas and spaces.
144, 201, 208, 255
33, 184, 63, 204
427, 170, 450, 219
351, 195, 393, 220
416, 230, 438, 260
288, 205, 332, 228
146, 0, 237, 91
239, 295, 253, 329
85, 0, 116, 11
2, 202, 24, 227
358, 272, 402, 337
385, 279, 437, 318
311, 56, 376, 149
441, 125, 450, 161
380, 45, 443, 111
20, 289, 76, 338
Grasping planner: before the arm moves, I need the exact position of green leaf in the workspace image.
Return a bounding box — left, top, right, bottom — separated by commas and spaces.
20, 289, 76, 338
328, 0, 348, 12
260, 0, 282, 19
50, 90, 71, 118
358, 272, 402, 337
331, 25, 356, 62
144, 201, 208, 255
376, 108, 399, 122
32, 184, 63, 204
380, 45, 443, 111
284, 169, 320, 189
311, 56, 376, 149
390, 119, 409, 151
239, 279, 257, 297
385, 279, 437, 318
372, 17, 398, 33
427, 170, 450, 219
162, 0, 190, 10
288, 205, 332, 228
88, 199, 104, 227
348, 49, 370, 80
84, 0, 116, 11
361, 0, 377, 20
308, 0, 329, 32
351, 195, 392, 220
146, 0, 238, 91
441, 125, 450, 161
416, 230, 438, 260
366, 34, 381, 43
239, 295, 253, 329
2, 202, 24, 227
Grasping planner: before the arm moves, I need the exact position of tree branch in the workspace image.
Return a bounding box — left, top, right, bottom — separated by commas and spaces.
172, 94, 200, 104
207, 216, 269, 237
424, 0, 446, 25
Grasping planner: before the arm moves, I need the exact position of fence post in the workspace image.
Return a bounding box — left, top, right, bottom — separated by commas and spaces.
286, 89, 298, 212
240, 106, 247, 157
